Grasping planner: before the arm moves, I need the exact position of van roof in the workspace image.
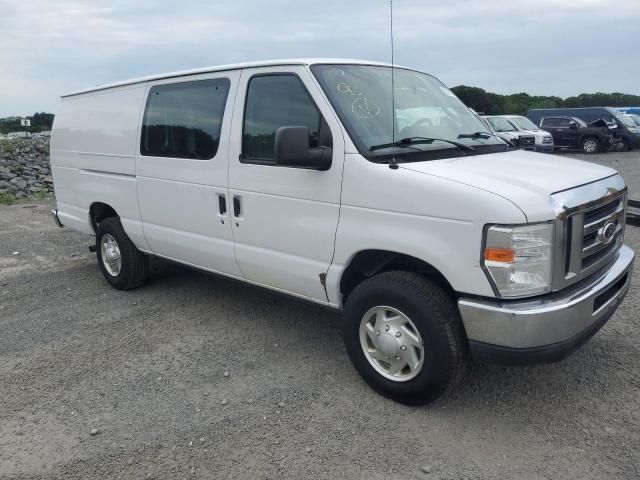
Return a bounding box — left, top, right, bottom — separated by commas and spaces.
62, 58, 394, 98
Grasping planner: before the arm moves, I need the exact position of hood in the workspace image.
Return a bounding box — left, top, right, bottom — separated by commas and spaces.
398, 149, 618, 222
520, 128, 550, 136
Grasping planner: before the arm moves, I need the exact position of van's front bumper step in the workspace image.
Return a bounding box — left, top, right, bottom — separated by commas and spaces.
51, 208, 64, 228
458, 244, 635, 365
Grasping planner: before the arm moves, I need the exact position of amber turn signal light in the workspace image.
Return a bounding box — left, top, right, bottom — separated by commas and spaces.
485, 248, 514, 263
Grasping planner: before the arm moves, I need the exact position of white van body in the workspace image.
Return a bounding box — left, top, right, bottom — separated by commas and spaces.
51, 59, 634, 404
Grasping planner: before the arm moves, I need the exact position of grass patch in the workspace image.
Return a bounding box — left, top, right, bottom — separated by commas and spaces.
0, 139, 18, 155
33, 190, 49, 200
0, 193, 16, 205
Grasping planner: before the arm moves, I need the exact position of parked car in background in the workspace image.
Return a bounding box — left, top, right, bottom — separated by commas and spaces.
31, 131, 52, 138
7, 131, 31, 139
527, 107, 640, 151
484, 115, 553, 153
479, 116, 535, 149
625, 114, 640, 127
537, 116, 612, 153
616, 107, 640, 116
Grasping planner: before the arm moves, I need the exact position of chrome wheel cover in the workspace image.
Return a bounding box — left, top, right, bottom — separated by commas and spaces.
100, 234, 122, 277
359, 306, 425, 382
583, 139, 597, 153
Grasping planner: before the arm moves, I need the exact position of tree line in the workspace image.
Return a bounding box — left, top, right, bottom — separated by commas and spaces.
0, 113, 55, 134
450, 86, 640, 116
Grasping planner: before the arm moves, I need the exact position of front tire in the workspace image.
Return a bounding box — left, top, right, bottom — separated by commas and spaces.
96, 217, 148, 290
343, 271, 468, 405
581, 136, 600, 154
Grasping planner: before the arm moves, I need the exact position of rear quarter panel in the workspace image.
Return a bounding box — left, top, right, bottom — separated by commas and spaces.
50, 85, 149, 249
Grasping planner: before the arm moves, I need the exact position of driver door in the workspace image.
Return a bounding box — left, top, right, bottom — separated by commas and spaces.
227, 66, 345, 302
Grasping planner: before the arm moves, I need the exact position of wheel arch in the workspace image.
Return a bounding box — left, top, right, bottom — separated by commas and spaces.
339, 249, 455, 304
89, 202, 119, 234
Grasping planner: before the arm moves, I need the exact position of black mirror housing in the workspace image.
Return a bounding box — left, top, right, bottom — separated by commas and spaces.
274, 126, 332, 171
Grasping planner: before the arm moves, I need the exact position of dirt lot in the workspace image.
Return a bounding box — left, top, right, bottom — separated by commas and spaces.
1, 157, 639, 479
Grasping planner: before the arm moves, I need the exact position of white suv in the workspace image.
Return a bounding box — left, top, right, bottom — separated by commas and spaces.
50, 59, 634, 405
486, 115, 554, 152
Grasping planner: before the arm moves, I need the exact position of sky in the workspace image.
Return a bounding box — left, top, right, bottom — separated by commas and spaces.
1, 0, 639, 116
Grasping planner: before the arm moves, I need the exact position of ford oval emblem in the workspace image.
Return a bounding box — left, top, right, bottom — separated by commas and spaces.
600, 221, 617, 244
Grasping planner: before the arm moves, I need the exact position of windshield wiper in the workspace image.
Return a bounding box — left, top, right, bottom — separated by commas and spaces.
459, 131, 514, 148
457, 131, 492, 139
369, 136, 475, 152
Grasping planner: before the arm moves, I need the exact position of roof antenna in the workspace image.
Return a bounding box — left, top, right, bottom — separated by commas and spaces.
389, 0, 398, 170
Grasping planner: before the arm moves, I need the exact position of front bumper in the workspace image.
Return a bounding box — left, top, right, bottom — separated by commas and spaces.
458, 245, 634, 365
535, 144, 554, 153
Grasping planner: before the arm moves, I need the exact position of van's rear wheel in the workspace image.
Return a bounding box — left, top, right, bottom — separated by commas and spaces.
96, 217, 148, 290
343, 271, 468, 405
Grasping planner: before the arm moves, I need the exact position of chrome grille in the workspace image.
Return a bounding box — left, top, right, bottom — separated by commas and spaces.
550, 175, 627, 291
520, 136, 535, 147
579, 195, 625, 273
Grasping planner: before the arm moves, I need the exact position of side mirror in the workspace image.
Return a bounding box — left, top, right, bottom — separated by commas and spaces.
274, 126, 332, 171
569, 122, 578, 130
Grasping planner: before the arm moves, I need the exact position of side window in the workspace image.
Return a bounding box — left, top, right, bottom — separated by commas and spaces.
543, 118, 567, 128
242, 74, 322, 163
141, 78, 230, 160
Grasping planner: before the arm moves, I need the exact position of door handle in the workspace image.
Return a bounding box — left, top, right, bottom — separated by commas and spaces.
233, 196, 241, 217
218, 195, 227, 215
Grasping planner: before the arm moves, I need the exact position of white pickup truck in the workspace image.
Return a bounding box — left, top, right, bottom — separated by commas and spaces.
50, 59, 634, 405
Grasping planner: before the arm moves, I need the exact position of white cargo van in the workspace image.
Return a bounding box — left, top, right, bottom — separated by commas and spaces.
51, 59, 634, 404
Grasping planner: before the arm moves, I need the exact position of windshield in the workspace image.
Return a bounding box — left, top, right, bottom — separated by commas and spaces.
616, 113, 636, 128
311, 64, 503, 157
629, 114, 640, 127
508, 116, 539, 131
486, 117, 516, 132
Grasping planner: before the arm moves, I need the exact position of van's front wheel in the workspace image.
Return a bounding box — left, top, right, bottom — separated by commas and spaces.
343, 271, 468, 405
96, 217, 148, 290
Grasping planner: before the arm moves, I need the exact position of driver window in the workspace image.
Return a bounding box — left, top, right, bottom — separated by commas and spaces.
242, 74, 323, 164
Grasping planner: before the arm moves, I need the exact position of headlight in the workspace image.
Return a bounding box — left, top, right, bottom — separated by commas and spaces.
482, 223, 554, 298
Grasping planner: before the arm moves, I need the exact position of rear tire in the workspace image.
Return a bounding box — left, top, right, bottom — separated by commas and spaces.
96, 217, 148, 290
581, 136, 600, 154
343, 271, 468, 405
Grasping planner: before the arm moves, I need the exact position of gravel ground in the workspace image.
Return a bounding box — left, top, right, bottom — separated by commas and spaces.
1, 193, 639, 479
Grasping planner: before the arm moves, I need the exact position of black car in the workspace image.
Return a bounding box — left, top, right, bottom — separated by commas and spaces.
536, 116, 612, 153
527, 107, 640, 151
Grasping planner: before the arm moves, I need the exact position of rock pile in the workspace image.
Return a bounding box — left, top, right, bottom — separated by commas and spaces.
0, 137, 53, 198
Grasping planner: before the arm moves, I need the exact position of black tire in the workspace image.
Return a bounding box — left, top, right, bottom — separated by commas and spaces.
96, 217, 148, 290
343, 271, 469, 405
580, 136, 600, 154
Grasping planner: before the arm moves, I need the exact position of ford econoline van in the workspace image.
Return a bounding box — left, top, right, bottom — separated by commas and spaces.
51, 59, 635, 405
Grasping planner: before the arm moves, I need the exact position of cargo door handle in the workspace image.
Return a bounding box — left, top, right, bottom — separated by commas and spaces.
233, 196, 241, 217
218, 195, 227, 215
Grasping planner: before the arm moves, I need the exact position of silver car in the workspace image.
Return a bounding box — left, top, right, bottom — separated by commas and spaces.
485, 115, 554, 153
